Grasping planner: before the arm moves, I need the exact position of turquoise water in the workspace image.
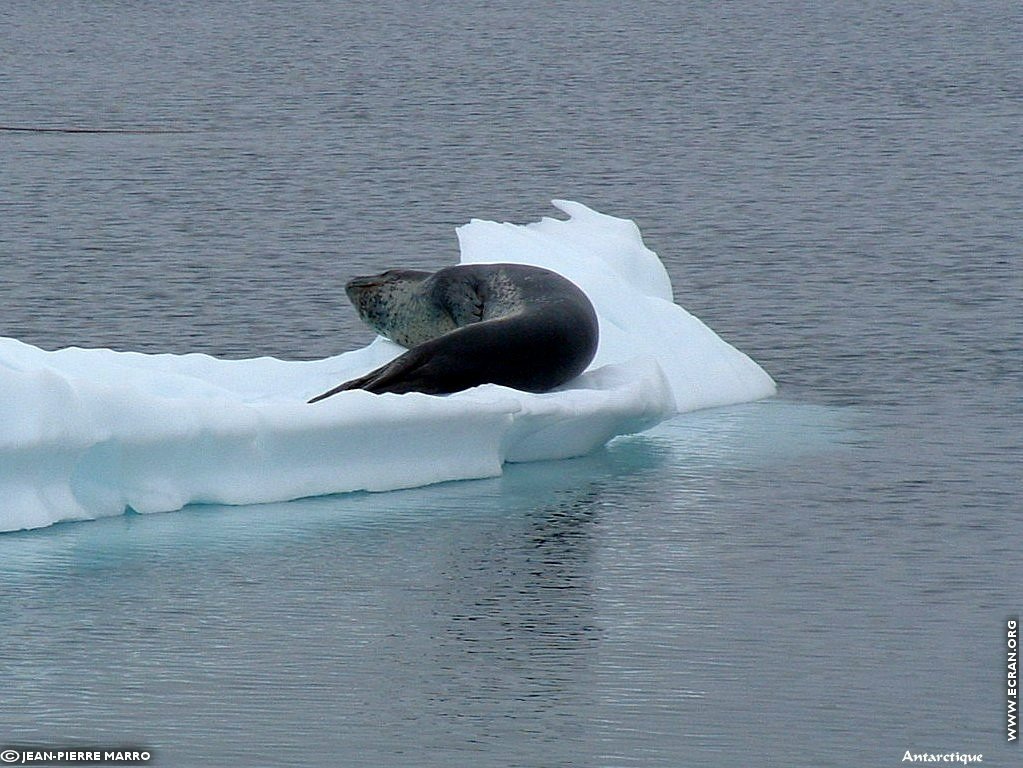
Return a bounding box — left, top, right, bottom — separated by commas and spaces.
1, 1, 1020, 765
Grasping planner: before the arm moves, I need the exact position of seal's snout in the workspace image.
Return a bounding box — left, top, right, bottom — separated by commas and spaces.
345, 269, 429, 304
345, 275, 381, 303
346, 275, 381, 289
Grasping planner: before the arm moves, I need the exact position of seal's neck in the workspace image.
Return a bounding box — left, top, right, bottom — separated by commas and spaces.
351, 277, 455, 348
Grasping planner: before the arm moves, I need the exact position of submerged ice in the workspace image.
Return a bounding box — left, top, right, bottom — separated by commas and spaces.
0, 202, 775, 532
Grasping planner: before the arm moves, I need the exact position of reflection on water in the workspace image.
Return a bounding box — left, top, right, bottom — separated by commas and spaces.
0, 394, 1016, 765
0, 400, 847, 569
1, 401, 869, 767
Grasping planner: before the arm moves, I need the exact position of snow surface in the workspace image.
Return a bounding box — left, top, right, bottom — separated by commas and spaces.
0, 201, 775, 532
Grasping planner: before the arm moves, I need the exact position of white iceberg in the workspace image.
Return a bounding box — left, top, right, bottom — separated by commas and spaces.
0, 201, 775, 532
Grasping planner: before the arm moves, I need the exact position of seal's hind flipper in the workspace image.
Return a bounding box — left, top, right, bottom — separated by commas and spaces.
308, 329, 484, 401
307, 348, 438, 402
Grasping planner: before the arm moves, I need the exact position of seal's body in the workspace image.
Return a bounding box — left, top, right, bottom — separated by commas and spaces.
308, 263, 599, 401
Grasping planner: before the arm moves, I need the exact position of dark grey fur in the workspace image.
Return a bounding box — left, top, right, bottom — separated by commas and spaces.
308, 263, 599, 401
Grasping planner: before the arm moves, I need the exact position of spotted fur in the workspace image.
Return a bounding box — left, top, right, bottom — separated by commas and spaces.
309, 263, 598, 401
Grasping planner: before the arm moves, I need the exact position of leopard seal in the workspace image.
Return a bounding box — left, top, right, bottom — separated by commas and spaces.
308, 263, 599, 401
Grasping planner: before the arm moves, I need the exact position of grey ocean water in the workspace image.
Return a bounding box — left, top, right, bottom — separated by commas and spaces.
1, 2, 1020, 766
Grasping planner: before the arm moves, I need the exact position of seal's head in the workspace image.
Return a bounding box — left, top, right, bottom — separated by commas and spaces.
345, 269, 453, 348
